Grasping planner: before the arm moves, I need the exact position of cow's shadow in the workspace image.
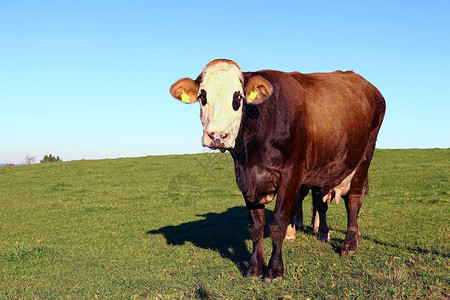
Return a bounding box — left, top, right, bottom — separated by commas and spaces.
147, 206, 272, 275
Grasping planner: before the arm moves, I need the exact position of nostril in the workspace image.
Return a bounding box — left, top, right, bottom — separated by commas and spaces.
220, 133, 228, 139
208, 132, 215, 140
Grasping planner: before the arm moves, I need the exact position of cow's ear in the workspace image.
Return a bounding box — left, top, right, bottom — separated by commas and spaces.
244, 75, 273, 104
170, 78, 199, 104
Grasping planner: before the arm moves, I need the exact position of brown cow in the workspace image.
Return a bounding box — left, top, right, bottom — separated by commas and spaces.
170, 59, 385, 282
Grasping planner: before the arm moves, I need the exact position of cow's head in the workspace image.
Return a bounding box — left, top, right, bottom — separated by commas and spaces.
170, 59, 273, 150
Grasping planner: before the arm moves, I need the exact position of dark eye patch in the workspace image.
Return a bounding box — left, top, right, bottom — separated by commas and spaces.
198, 89, 207, 106
232, 91, 243, 111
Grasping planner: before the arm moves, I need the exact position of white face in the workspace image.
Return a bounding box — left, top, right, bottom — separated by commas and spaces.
198, 62, 244, 149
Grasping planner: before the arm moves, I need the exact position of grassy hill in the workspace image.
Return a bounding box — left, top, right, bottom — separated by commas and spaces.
0, 149, 448, 299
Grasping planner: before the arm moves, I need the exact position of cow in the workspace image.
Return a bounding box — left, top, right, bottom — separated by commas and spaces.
169, 59, 386, 282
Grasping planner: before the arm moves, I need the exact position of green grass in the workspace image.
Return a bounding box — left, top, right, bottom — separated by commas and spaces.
0, 149, 448, 299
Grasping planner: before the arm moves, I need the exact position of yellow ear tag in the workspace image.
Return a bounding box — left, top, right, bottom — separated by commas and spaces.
181, 91, 190, 103
248, 90, 258, 100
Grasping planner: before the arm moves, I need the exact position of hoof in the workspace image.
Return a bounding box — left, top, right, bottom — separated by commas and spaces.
318, 232, 330, 242
263, 275, 283, 284
341, 230, 359, 256
285, 224, 297, 241
246, 267, 262, 277
341, 241, 359, 256
341, 247, 357, 256
294, 222, 304, 231
264, 267, 283, 283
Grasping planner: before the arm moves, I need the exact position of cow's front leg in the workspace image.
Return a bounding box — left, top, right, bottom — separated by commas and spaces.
245, 201, 265, 277
265, 181, 299, 282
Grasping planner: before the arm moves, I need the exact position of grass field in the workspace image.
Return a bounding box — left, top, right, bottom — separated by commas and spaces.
0, 149, 448, 299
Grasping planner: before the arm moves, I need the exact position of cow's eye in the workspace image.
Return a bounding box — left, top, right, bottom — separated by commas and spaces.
198, 89, 207, 106
232, 91, 243, 111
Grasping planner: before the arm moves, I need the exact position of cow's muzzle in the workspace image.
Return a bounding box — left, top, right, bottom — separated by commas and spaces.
204, 131, 233, 150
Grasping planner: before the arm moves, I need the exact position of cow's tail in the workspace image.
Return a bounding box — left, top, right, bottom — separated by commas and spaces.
364, 177, 369, 195
364, 86, 385, 197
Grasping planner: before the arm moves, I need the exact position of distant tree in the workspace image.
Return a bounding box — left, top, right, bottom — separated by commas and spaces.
24, 155, 36, 165
40, 154, 62, 163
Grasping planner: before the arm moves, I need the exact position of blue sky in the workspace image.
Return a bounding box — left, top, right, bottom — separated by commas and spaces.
1, 1, 449, 163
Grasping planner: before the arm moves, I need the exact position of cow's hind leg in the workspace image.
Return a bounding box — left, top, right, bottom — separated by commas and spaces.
341, 191, 363, 256
312, 201, 320, 234
312, 187, 330, 242
294, 185, 309, 231
246, 201, 265, 277
286, 185, 309, 240
341, 153, 372, 255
